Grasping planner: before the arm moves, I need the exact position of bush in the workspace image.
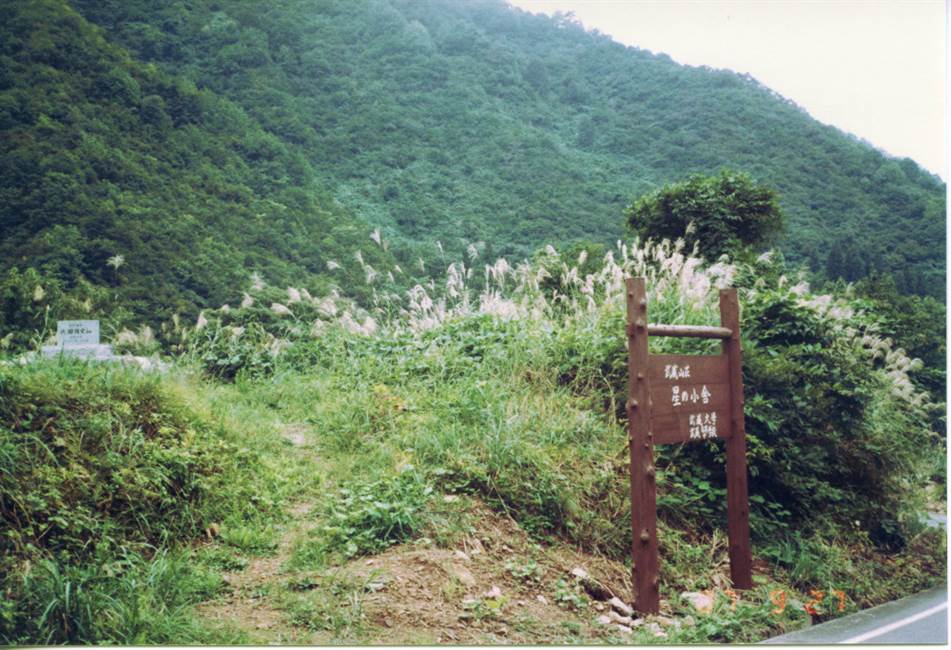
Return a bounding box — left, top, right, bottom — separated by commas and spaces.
320, 470, 433, 557
0, 266, 118, 354
0, 360, 280, 643
533, 248, 935, 547
293, 470, 433, 567
626, 170, 784, 259
0, 361, 247, 563
740, 285, 933, 544
187, 321, 278, 380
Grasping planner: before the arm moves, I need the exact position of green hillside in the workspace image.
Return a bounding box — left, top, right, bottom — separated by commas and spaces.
0, 0, 945, 340
0, 0, 398, 330
69, 0, 946, 296
1, 3, 945, 643
2, 239, 945, 644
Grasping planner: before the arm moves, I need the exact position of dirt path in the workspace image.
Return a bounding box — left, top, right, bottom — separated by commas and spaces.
193, 492, 668, 644
196, 501, 319, 643
191, 418, 680, 644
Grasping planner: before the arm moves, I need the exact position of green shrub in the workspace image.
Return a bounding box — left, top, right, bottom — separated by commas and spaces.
187, 321, 278, 380
0, 267, 120, 353
0, 361, 269, 563
542, 256, 934, 547
294, 470, 433, 566
0, 360, 284, 643
740, 284, 933, 544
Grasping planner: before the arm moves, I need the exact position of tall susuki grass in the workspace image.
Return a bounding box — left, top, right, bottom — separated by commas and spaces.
187, 237, 937, 554
4, 237, 941, 643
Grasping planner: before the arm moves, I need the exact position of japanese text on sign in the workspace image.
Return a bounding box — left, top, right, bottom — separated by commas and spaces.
664, 364, 691, 379
670, 382, 711, 407
648, 354, 730, 445
688, 412, 718, 439
56, 320, 100, 346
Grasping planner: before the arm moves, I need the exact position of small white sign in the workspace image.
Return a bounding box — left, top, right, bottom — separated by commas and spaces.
57, 320, 99, 346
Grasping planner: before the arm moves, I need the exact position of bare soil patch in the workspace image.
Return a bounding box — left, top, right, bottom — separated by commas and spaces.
322, 502, 632, 644
196, 501, 318, 643
196, 499, 654, 644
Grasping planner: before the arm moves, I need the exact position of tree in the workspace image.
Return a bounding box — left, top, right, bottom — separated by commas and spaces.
826, 236, 867, 282
625, 170, 784, 259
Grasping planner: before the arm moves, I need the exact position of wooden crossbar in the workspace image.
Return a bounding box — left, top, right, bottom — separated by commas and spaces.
646, 324, 733, 339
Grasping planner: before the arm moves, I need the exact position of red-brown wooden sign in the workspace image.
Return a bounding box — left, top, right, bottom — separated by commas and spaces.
648, 353, 731, 445
625, 277, 752, 614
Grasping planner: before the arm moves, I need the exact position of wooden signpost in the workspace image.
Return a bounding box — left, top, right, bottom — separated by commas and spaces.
625, 277, 752, 614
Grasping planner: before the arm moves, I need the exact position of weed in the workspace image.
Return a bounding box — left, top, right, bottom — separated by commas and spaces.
284, 574, 321, 592
440, 575, 466, 603
667, 585, 808, 643
558, 620, 583, 637
462, 594, 509, 621
0, 362, 292, 644
281, 571, 367, 639
505, 558, 544, 583
218, 522, 279, 555
553, 577, 589, 611
318, 470, 433, 559
1, 550, 240, 645
422, 493, 479, 548
511, 613, 541, 635
196, 546, 249, 572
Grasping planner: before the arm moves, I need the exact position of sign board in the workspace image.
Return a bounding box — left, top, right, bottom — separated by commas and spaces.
43, 320, 114, 360
648, 354, 731, 445
56, 320, 100, 346
625, 278, 752, 615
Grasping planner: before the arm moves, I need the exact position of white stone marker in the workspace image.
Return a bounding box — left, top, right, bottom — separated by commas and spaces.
57, 320, 99, 345
42, 320, 115, 360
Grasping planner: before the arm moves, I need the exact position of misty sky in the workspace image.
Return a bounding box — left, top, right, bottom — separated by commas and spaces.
507, 0, 947, 180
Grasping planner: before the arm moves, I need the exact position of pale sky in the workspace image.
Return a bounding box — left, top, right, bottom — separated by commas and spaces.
507, 0, 947, 180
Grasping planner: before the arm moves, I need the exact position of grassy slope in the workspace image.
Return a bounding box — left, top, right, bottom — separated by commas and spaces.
8, 357, 930, 644
179, 353, 941, 644
3, 242, 945, 644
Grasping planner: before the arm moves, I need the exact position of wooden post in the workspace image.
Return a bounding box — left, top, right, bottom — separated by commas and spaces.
626, 278, 660, 614
719, 288, 753, 590
624, 280, 753, 605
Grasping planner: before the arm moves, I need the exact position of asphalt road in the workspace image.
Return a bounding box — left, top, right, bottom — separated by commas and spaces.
764, 583, 947, 644
765, 511, 947, 644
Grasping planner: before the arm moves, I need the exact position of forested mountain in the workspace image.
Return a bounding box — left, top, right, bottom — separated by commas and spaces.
69, 0, 945, 296
0, 0, 397, 325
1, 0, 945, 332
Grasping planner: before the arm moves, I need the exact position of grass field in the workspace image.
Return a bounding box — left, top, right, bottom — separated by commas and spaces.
2, 241, 945, 643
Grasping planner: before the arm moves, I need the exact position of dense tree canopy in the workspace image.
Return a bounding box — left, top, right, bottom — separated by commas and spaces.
625, 171, 784, 259
67, 0, 944, 297
0, 0, 403, 331
0, 0, 945, 344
